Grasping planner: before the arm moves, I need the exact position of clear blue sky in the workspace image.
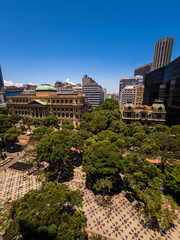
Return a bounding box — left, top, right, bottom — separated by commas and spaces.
0, 0, 180, 93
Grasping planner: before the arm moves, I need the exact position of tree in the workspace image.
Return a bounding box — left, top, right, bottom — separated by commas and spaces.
0, 114, 12, 134
62, 119, 74, 130
41, 114, 59, 129
20, 124, 25, 132
165, 164, 180, 198
3, 127, 21, 143
90, 235, 107, 240
154, 133, 180, 173
83, 140, 123, 179
29, 126, 53, 143
93, 177, 113, 201
170, 125, 180, 135
122, 153, 177, 229
100, 99, 119, 110
36, 130, 72, 172
0, 107, 8, 115
154, 124, 170, 133
3, 182, 86, 240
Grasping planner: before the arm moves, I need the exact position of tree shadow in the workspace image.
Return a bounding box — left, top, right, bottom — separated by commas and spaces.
86, 174, 123, 197
1, 142, 23, 154
58, 150, 83, 183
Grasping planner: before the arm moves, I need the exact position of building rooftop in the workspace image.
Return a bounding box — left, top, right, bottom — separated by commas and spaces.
36, 84, 57, 92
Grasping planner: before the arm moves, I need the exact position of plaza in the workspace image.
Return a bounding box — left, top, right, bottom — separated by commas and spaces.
0, 160, 179, 240
65, 167, 180, 240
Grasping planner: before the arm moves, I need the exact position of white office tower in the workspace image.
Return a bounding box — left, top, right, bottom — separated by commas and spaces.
83, 83, 104, 107
119, 76, 143, 109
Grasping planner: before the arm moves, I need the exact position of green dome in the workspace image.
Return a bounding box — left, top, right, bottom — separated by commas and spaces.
36, 84, 57, 92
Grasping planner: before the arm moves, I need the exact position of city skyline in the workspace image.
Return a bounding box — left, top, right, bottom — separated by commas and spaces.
0, 0, 180, 93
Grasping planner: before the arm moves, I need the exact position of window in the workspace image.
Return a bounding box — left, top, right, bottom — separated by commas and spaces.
158, 107, 162, 111
26, 99, 28, 102
53, 100, 55, 103
57, 100, 59, 103
65, 100, 68, 103
62, 108, 64, 111
76, 115, 78, 119
70, 113, 73, 118
57, 108, 60, 111
70, 108, 73, 111
70, 99, 72, 103
157, 114, 161, 119
142, 113, 146, 118
127, 113, 131, 118
61, 100, 64, 103
62, 113, 65, 117
76, 100, 78, 104
66, 113, 69, 117
48, 99, 50, 103
66, 108, 68, 111
23, 99, 25, 102
53, 108, 56, 111
58, 113, 60, 117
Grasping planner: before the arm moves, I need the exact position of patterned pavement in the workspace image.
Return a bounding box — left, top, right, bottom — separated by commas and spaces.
64, 167, 180, 240
0, 170, 41, 201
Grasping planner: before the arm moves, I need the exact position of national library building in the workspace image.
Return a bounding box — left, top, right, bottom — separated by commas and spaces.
7, 84, 88, 126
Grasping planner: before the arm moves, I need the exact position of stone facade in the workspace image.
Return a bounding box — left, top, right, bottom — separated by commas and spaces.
121, 100, 166, 126
7, 84, 88, 126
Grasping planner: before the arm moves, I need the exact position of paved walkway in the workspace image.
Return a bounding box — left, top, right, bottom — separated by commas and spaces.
64, 167, 180, 240
0, 169, 41, 202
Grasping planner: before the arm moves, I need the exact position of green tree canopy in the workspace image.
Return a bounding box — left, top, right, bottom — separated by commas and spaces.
29, 126, 53, 143
4, 182, 86, 240
41, 114, 59, 129
62, 119, 74, 130
82, 140, 123, 178
3, 127, 21, 143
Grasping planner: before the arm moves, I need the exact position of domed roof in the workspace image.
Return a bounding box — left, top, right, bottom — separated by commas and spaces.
124, 103, 134, 110
151, 103, 165, 111
36, 84, 57, 92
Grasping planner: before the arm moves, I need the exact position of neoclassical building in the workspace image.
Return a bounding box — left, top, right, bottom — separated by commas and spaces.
7, 84, 88, 126
121, 100, 166, 126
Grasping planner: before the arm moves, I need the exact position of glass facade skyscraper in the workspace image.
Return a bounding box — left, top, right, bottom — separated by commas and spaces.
143, 57, 180, 125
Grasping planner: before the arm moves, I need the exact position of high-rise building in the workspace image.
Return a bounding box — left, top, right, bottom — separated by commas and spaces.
151, 37, 174, 71
54, 81, 83, 95
134, 37, 174, 76
134, 63, 152, 77
119, 76, 143, 108
83, 83, 104, 107
143, 57, 180, 125
0, 65, 4, 89
103, 88, 107, 100
135, 84, 144, 106
82, 75, 95, 87
82, 75, 104, 107
0, 65, 5, 107
119, 85, 136, 109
